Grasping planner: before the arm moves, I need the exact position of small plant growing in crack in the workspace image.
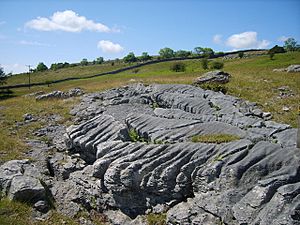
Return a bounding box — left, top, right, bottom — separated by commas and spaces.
128, 128, 147, 142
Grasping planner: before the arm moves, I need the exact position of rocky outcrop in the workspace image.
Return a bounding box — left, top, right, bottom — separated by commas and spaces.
60, 84, 298, 224
1, 83, 298, 225
36, 88, 84, 100
273, 64, 300, 73
0, 160, 48, 208
194, 70, 230, 84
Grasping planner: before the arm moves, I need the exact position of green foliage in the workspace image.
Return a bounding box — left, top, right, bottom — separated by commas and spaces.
210, 61, 224, 69
123, 52, 137, 63
128, 128, 146, 142
170, 62, 186, 72
175, 50, 191, 58
0, 66, 7, 86
96, 57, 104, 64
201, 58, 208, 70
80, 59, 89, 66
36, 62, 48, 72
194, 47, 214, 57
238, 52, 244, 58
199, 83, 228, 94
50, 62, 70, 70
146, 213, 166, 225
132, 68, 139, 74
191, 134, 240, 144
139, 52, 152, 61
159, 47, 175, 59
213, 154, 225, 162
268, 45, 285, 54
269, 52, 275, 60
215, 51, 224, 56
284, 38, 298, 51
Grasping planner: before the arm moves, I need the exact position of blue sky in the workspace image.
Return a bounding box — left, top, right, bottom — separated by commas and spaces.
0, 0, 299, 74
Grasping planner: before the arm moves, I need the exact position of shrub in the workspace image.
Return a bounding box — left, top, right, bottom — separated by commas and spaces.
132, 68, 139, 73
80, 59, 88, 66
238, 52, 244, 58
210, 61, 224, 69
201, 58, 208, 70
269, 52, 275, 60
170, 62, 186, 72
36, 62, 48, 72
268, 45, 285, 54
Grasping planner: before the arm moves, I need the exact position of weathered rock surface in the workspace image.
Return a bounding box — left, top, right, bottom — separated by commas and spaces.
273, 64, 300, 73
36, 88, 84, 100
1, 83, 298, 225
194, 70, 230, 84
0, 160, 47, 204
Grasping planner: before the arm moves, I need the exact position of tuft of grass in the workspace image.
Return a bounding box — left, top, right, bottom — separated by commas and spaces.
198, 83, 228, 94
191, 134, 240, 144
146, 213, 167, 225
128, 128, 147, 142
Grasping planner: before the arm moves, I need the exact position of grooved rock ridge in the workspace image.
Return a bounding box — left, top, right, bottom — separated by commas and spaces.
0, 83, 299, 225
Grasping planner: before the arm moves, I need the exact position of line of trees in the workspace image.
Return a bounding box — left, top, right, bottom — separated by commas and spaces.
29, 37, 299, 73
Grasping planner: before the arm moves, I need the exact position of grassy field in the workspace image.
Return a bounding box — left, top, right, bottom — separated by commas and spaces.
5, 62, 127, 86
0, 51, 299, 224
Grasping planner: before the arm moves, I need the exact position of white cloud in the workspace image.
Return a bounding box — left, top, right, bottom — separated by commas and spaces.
19, 40, 54, 47
226, 31, 270, 49
213, 34, 222, 44
26, 10, 113, 33
278, 36, 289, 42
97, 40, 124, 53
2, 63, 28, 75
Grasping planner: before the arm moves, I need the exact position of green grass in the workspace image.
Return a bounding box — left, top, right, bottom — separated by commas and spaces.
0, 198, 80, 225
191, 134, 241, 144
5, 62, 127, 86
146, 213, 166, 225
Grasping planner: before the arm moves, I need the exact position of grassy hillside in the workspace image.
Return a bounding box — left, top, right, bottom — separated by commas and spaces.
0, 51, 299, 224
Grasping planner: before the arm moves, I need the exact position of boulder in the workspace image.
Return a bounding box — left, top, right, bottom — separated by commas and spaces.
8, 175, 45, 203
286, 64, 300, 73
194, 70, 230, 84
0, 159, 47, 205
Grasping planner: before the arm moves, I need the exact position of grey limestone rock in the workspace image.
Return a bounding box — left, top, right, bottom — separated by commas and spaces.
60, 84, 298, 223
0, 159, 47, 205
2, 83, 298, 224
194, 70, 230, 84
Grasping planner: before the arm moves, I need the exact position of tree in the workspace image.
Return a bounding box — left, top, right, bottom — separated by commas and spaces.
159, 47, 175, 59
194, 47, 204, 55
175, 50, 192, 58
96, 57, 104, 64
210, 61, 224, 69
284, 38, 298, 51
36, 62, 48, 72
194, 47, 214, 57
123, 52, 137, 63
139, 52, 152, 61
268, 45, 285, 54
80, 58, 88, 66
238, 52, 244, 58
0, 66, 7, 86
